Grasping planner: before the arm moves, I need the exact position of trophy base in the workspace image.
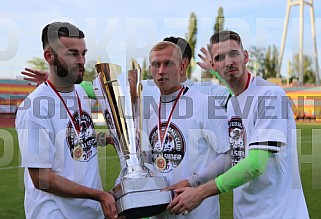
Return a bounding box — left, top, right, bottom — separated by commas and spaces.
113, 176, 173, 219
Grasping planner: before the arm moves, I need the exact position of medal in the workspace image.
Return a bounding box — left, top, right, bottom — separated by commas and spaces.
47, 80, 85, 161
156, 86, 184, 148
156, 155, 166, 171
154, 86, 185, 171
73, 144, 83, 160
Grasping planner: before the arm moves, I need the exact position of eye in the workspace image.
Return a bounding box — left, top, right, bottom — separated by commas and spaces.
214, 54, 225, 61
229, 50, 240, 57
66, 51, 78, 57
151, 62, 159, 68
167, 61, 175, 67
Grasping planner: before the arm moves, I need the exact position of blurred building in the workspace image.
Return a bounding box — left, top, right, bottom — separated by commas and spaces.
283, 85, 321, 122
1, 79, 321, 127
0, 79, 102, 127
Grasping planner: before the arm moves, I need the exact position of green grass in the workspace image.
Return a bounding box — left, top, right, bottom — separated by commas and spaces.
0, 127, 121, 219
0, 124, 320, 218
220, 123, 321, 219
296, 123, 321, 219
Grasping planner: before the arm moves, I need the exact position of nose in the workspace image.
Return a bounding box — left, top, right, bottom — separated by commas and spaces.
158, 63, 166, 75
76, 54, 86, 65
225, 55, 233, 67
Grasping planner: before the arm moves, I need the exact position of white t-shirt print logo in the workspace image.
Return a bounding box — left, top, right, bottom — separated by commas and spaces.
149, 122, 186, 173
228, 116, 246, 166
66, 111, 98, 162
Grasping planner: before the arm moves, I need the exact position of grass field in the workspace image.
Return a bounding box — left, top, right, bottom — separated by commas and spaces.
0, 124, 320, 218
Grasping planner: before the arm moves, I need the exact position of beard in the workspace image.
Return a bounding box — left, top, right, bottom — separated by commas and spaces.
53, 54, 84, 84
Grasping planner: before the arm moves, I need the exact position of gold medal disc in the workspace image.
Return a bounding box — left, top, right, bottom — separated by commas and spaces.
73, 145, 83, 160
156, 155, 167, 171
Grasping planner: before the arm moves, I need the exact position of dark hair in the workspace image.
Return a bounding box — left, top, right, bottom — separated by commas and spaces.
209, 30, 243, 49
163, 36, 192, 61
41, 22, 85, 49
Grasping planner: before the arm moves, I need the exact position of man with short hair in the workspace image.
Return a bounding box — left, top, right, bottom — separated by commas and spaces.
167, 30, 309, 219
143, 41, 230, 219
16, 22, 119, 219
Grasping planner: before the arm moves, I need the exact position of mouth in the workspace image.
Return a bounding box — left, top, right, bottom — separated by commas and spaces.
77, 66, 85, 76
158, 77, 168, 83
225, 69, 238, 75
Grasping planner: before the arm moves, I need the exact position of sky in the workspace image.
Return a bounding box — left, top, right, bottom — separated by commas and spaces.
1, 0, 321, 80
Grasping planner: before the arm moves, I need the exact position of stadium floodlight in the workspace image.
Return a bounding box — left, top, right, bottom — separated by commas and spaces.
278, 0, 320, 85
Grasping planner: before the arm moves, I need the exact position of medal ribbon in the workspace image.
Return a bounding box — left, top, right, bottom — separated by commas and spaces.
46, 80, 83, 136
157, 86, 185, 148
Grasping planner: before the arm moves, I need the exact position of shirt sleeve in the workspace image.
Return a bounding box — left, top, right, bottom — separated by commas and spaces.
249, 88, 288, 152
16, 106, 55, 168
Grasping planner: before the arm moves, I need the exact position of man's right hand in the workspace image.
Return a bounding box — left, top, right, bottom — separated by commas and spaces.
21, 68, 48, 86
98, 191, 119, 219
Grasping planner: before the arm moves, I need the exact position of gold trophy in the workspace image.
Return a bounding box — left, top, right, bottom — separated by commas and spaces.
93, 63, 172, 218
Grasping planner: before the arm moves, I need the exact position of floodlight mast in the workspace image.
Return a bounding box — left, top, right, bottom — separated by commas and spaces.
278, 0, 320, 85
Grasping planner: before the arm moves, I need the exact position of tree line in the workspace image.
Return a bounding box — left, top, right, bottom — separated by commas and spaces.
27, 7, 317, 84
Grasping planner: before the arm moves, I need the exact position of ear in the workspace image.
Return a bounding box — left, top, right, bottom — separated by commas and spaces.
243, 50, 249, 65
44, 49, 54, 65
180, 59, 188, 75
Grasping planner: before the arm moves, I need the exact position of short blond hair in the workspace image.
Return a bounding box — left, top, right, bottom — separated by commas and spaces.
149, 41, 183, 62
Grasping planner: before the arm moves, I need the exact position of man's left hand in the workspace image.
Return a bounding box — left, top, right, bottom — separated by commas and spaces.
162, 179, 191, 192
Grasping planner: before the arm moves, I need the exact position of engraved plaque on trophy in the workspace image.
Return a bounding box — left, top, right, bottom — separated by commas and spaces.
93, 63, 172, 219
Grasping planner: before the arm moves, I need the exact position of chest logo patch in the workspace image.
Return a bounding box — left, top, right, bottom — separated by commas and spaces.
149, 122, 186, 173
228, 116, 246, 166
66, 111, 98, 162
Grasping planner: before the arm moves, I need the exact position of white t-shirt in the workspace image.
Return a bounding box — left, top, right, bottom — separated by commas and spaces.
227, 76, 309, 219
142, 79, 230, 123
16, 83, 104, 219
142, 87, 230, 219
182, 79, 229, 108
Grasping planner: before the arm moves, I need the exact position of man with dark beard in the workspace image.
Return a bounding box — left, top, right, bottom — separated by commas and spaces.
15, 22, 119, 219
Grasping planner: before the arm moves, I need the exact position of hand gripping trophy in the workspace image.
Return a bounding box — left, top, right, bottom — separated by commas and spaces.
93, 63, 172, 219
